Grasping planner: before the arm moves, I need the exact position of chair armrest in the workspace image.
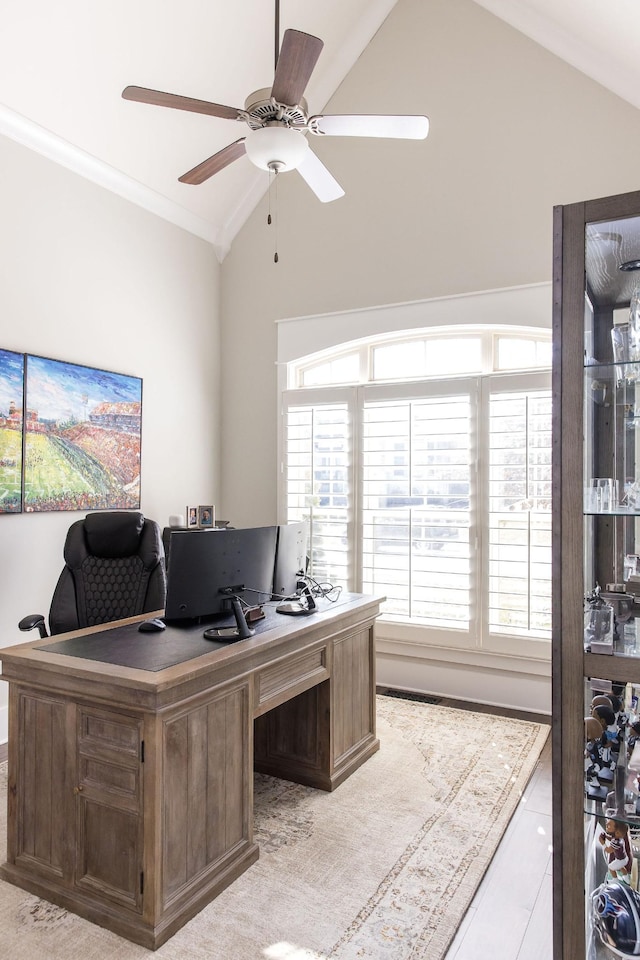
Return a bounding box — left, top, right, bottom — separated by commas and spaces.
18, 614, 49, 638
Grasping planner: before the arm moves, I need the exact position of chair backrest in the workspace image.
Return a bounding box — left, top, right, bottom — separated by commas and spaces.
48, 511, 167, 635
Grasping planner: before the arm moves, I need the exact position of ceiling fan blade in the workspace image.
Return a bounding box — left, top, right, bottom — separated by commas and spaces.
122, 85, 240, 121
271, 29, 324, 105
179, 139, 246, 184
312, 114, 429, 140
296, 150, 344, 203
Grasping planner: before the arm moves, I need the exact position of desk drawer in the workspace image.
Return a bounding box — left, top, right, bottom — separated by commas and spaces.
255, 645, 328, 716
78, 707, 141, 759
77, 706, 142, 806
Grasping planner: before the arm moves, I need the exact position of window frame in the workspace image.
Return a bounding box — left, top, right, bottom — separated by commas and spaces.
278, 322, 552, 664
288, 325, 552, 389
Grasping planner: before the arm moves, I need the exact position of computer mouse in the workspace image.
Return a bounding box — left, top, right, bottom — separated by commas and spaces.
138, 618, 166, 632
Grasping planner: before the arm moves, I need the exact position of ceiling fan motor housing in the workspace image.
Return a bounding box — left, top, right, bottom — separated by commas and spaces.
242, 87, 308, 128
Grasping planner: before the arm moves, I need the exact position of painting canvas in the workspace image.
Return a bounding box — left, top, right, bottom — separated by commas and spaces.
0, 349, 25, 513
23, 355, 142, 512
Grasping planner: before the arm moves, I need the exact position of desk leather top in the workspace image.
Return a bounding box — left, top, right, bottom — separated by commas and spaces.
39, 597, 343, 672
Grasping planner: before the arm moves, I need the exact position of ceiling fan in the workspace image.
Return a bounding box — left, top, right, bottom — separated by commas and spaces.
121, 3, 429, 203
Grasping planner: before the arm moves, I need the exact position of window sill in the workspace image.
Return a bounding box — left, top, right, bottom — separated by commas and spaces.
376, 617, 551, 672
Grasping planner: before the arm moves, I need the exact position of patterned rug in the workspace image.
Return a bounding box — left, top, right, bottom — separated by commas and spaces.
0, 694, 549, 959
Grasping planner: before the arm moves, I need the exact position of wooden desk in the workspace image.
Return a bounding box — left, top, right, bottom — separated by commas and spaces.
0, 594, 382, 949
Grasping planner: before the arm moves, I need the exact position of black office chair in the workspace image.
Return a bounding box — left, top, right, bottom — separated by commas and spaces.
19, 511, 167, 638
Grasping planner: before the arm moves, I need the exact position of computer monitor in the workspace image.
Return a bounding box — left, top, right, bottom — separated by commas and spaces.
273, 521, 309, 598
164, 526, 278, 623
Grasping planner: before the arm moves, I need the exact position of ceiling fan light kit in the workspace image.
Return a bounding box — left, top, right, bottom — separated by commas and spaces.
244, 122, 309, 172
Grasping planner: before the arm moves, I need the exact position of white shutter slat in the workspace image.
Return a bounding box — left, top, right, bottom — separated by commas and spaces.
362, 395, 472, 626
488, 391, 552, 638
284, 401, 351, 588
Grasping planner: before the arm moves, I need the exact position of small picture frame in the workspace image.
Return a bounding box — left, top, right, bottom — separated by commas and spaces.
198, 504, 214, 528
186, 505, 199, 528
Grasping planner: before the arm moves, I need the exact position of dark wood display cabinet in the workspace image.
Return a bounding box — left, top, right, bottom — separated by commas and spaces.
554, 189, 640, 959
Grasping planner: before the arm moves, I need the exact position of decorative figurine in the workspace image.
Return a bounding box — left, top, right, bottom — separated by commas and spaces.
593, 694, 615, 711
598, 819, 633, 882
592, 703, 617, 731
585, 717, 611, 799
586, 716, 604, 744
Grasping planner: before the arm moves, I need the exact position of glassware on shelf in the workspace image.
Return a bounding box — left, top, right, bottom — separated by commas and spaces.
623, 482, 640, 510
585, 477, 619, 513
584, 588, 614, 654
629, 281, 640, 352
625, 555, 640, 581
611, 323, 640, 382
611, 280, 640, 382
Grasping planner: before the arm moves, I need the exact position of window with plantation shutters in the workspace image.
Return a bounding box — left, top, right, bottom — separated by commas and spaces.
279, 327, 551, 656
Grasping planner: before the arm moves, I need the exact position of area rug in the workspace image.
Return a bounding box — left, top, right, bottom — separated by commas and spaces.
0, 694, 549, 960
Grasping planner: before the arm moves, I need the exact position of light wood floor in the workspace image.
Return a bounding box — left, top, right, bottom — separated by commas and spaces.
443, 711, 553, 960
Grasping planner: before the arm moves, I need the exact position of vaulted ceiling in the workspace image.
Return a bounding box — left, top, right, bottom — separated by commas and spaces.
0, 1, 638, 260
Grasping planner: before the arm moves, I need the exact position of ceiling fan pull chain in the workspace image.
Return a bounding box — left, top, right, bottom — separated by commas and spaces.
266, 168, 279, 262
274, 170, 279, 263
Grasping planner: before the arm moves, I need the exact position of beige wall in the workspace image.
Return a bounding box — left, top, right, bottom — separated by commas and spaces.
0, 134, 221, 740
220, 0, 640, 527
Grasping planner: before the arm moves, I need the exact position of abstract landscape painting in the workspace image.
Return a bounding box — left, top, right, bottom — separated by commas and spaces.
0, 349, 25, 513
23, 355, 142, 512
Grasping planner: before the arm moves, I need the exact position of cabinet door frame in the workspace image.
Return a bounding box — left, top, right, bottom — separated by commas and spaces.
553, 188, 640, 960
74, 703, 144, 913
8, 685, 73, 885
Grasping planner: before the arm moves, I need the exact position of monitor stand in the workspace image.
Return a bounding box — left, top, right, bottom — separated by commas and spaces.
203, 598, 255, 642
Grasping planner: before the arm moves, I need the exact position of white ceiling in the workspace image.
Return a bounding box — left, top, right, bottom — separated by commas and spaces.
0, 0, 639, 261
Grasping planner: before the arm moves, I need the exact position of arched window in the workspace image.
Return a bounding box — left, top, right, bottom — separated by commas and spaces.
280, 325, 551, 659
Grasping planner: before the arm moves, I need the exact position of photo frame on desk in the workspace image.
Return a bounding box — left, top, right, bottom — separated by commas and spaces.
198, 505, 214, 528
186, 505, 199, 528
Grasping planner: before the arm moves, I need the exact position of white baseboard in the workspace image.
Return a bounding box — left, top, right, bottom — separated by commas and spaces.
376, 651, 551, 716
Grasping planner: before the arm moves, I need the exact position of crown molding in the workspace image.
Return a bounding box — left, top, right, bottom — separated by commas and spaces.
0, 102, 227, 259
472, 0, 640, 110
0, 1, 400, 264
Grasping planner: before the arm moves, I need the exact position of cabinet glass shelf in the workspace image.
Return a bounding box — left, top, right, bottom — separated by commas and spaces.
585, 640, 640, 659
584, 797, 640, 828
584, 508, 640, 516
585, 360, 640, 372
